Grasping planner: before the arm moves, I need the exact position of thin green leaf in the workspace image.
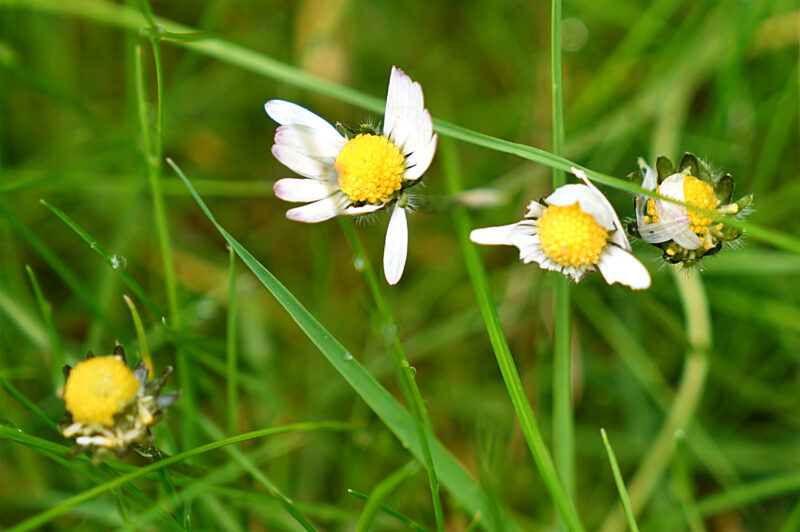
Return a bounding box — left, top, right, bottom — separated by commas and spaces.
600, 429, 640, 532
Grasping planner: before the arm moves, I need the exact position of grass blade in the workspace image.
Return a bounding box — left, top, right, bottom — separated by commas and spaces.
168, 158, 515, 531
600, 429, 640, 532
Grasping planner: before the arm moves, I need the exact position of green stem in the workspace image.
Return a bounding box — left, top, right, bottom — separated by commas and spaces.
135, 33, 194, 449
442, 139, 584, 532
340, 220, 445, 532
550, 0, 574, 508
599, 266, 710, 532
226, 246, 239, 436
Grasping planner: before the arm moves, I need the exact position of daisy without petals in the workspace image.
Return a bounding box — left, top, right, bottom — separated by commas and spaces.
59, 345, 179, 463
470, 168, 651, 290
265, 66, 438, 285
630, 153, 753, 266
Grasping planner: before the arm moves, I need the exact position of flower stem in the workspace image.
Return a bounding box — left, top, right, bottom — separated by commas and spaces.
551, 0, 575, 508
340, 220, 445, 532
442, 139, 585, 532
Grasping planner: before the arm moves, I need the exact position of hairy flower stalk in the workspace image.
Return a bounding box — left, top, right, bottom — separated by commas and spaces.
629, 153, 753, 266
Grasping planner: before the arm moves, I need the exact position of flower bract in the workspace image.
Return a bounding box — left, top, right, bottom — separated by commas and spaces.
265, 66, 438, 285
470, 169, 651, 289
630, 153, 753, 266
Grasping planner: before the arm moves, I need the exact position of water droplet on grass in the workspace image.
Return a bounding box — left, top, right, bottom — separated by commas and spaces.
353, 257, 364, 271
110, 254, 127, 270
343, 352, 354, 361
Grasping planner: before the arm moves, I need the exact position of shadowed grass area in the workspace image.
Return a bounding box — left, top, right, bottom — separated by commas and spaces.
1, 0, 799, 530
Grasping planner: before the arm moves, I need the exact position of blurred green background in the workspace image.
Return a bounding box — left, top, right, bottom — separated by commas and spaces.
1, 0, 799, 530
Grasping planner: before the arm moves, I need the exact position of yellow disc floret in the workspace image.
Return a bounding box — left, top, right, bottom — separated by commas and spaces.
646, 176, 718, 235
537, 202, 609, 268
335, 134, 405, 204
683, 176, 717, 234
64, 356, 141, 427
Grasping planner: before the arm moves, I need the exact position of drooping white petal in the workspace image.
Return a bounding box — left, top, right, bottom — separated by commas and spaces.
285, 194, 347, 223
638, 216, 692, 244
637, 158, 658, 191
274, 178, 338, 203
272, 144, 333, 180
545, 184, 614, 230
265, 100, 344, 147
383, 204, 408, 285
652, 173, 703, 249
403, 134, 438, 180
571, 167, 632, 251
383, 67, 426, 152
274, 124, 345, 161
344, 203, 386, 216
597, 245, 651, 290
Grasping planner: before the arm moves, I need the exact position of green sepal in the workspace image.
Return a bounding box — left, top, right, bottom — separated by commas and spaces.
715, 174, 734, 204
656, 156, 674, 181
719, 224, 743, 241
736, 193, 754, 212
679, 153, 700, 178
626, 220, 641, 238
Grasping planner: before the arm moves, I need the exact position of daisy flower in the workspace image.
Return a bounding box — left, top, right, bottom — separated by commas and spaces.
631, 153, 753, 265
265, 66, 438, 285
59, 345, 179, 463
470, 168, 651, 289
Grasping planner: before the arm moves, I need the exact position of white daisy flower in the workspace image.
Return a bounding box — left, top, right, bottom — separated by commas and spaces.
265, 66, 438, 285
470, 168, 651, 290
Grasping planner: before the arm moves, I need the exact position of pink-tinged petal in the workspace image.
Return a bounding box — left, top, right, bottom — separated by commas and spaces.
403, 134, 438, 181
273, 178, 338, 203
638, 216, 691, 244
285, 194, 347, 223
383, 204, 408, 285
274, 124, 345, 161
265, 100, 343, 146
271, 144, 332, 180
597, 245, 651, 290
383, 67, 429, 150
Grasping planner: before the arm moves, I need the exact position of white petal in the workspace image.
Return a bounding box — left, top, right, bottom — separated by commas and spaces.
638, 216, 692, 244
274, 124, 345, 161
524, 200, 545, 218
272, 144, 333, 180
285, 194, 347, 223
470, 221, 536, 249
399, 108, 434, 159
274, 178, 338, 203
403, 134, 438, 181
383, 204, 408, 285
546, 184, 614, 230
597, 245, 651, 290
571, 167, 631, 250
637, 158, 658, 191
265, 100, 343, 146
672, 226, 704, 250
383, 67, 424, 140
344, 203, 386, 216
653, 173, 703, 249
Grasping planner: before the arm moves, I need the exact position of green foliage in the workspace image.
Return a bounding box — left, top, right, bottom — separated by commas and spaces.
1, 0, 799, 530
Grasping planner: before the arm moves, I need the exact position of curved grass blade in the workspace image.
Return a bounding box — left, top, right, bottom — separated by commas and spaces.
356, 461, 420, 532
4, 421, 349, 532
168, 158, 516, 531
600, 429, 640, 532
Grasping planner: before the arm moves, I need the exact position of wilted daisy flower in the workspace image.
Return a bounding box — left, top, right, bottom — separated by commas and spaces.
630, 153, 753, 266
470, 169, 651, 289
59, 345, 179, 463
265, 66, 438, 285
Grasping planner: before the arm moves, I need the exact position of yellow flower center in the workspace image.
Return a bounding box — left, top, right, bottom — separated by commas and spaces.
63, 356, 141, 427
335, 134, 405, 204
537, 202, 609, 268
646, 176, 718, 235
